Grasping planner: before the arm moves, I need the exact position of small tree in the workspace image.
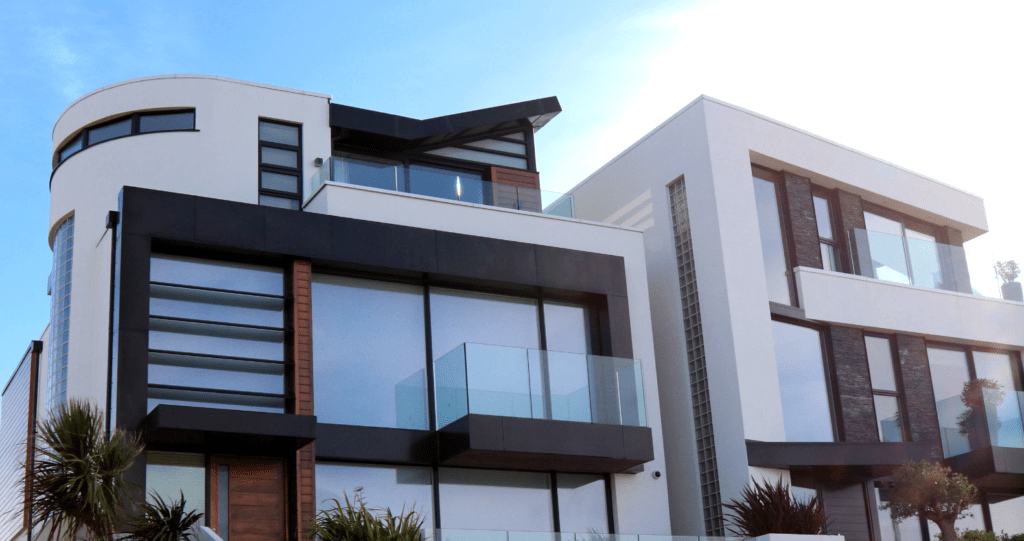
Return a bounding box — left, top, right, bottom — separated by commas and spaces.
994, 260, 1020, 285
957, 378, 1005, 438
880, 461, 977, 541
22, 399, 143, 541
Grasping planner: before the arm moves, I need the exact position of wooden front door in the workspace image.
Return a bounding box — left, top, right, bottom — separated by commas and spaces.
210, 457, 287, 541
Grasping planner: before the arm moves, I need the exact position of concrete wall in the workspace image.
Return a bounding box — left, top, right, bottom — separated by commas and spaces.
565, 94, 993, 535
48, 75, 331, 420
797, 266, 1024, 349
306, 181, 673, 535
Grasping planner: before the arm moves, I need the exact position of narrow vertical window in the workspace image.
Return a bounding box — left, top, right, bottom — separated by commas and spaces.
47, 215, 75, 411
752, 171, 793, 305
812, 194, 839, 271
770, 320, 834, 442
864, 336, 904, 442
258, 119, 302, 209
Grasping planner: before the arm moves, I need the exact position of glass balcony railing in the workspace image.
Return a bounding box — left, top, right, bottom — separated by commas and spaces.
434, 529, 745, 541
433, 343, 646, 429
311, 156, 574, 218
849, 228, 969, 293
936, 388, 1024, 458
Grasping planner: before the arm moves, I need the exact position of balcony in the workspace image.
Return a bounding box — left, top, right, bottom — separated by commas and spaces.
310, 156, 574, 217
937, 388, 1024, 488
795, 267, 1024, 348
848, 227, 971, 294
433, 343, 653, 473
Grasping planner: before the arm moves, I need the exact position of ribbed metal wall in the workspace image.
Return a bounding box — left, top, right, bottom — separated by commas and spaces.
0, 350, 32, 541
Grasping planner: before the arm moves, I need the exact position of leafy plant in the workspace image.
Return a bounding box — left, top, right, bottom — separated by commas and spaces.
22, 399, 143, 541
881, 461, 977, 541
994, 261, 1020, 284
309, 488, 425, 541
956, 379, 1005, 437
723, 477, 828, 537
123, 491, 203, 541
956, 529, 1024, 541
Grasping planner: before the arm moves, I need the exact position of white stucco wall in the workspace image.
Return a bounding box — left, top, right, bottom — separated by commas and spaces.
564, 94, 993, 535
48, 75, 331, 418
305, 181, 673, 535
797, 267, 1024, 348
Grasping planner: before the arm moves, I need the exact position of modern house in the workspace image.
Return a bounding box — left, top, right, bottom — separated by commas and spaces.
565, 95, 1024, 540
0, 75, 673, 541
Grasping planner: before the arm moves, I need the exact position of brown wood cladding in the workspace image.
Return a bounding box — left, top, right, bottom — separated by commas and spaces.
783, 171, 824, 269
211, 457, 287, 541
489, 166, 540, 189
292, 260, 316, 540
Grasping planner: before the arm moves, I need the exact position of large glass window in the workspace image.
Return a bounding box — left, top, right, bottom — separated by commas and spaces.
556, 474, 609, 534
771, 321, 834, 442
47, 215, 74, 411
865, 336, 904, 442
438, 468, 553, 533
971, 351, 1022, 449
753, 174, 793, 305
147, 255, 286, 413
146, 452, 205, 516
312, 276, 428, 429
429, 288, 539, 359
316, 462, 434, 533
928, 347, 972, 457
862, 211, 946, 289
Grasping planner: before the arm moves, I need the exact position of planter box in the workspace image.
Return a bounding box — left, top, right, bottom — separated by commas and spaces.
753, 534, 845, 541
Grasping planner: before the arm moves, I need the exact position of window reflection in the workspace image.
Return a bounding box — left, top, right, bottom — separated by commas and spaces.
771, 321, 834, 442
753, 175, 792, 305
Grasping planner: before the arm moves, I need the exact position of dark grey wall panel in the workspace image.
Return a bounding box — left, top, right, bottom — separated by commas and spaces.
823, 483, 872, 541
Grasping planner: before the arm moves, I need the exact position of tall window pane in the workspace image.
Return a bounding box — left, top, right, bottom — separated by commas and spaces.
47, 216, 75, 411
771, 321, 834, 442
874, 395, 903, 442
430, 289, 539, 359
316, 463, 433, 533
864, 212, 911, 284
753, 176, 792, 305
312, 276, 428, 429
146, 452, 205, 516
928, 347, 972, 457
556, 474, 608, 534
813, 196, 834, 240
875, 486, 924, 541
865, 337, 898, 391
973, 351, 1021, 448
438, 468, 553, 532
542, 301, 590, 354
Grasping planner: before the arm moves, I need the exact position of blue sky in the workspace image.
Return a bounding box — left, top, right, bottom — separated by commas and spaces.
1, 0, 1023, 376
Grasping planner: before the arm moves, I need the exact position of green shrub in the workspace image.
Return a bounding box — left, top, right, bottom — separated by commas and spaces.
123, 491, 203, 541
723, 477, 828, 537
310, 489, 424, 541
955, 530, 1024, 541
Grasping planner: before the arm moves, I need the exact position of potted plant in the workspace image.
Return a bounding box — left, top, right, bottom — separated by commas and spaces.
994, 260, 1021, 301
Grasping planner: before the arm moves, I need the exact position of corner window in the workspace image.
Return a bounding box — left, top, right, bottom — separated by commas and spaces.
864, 336, 904, 442
753, 169, 794, 305
258, 119, 302, 209
770, 320, 835, 442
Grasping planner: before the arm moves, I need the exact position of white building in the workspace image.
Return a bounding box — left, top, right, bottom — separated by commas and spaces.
0, 75, 674, 541
566, 95, 1024, 540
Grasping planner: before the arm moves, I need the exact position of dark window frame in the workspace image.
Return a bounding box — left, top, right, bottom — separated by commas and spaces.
811, 188, 843, 272
770, 314, 842, 443
52, 109, 196, 170
258, 118, 303, 209
752, 165, 799, 307
862, 332, 910, 442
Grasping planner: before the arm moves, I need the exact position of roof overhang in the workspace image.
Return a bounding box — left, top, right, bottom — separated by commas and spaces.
746, 440, 934, 486
329, 97, 561, 151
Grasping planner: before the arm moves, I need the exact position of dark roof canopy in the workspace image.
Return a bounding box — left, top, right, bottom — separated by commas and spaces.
329, 97, 561, 152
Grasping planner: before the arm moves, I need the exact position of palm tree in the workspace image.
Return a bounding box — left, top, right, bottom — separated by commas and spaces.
22, 399, 142, 541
